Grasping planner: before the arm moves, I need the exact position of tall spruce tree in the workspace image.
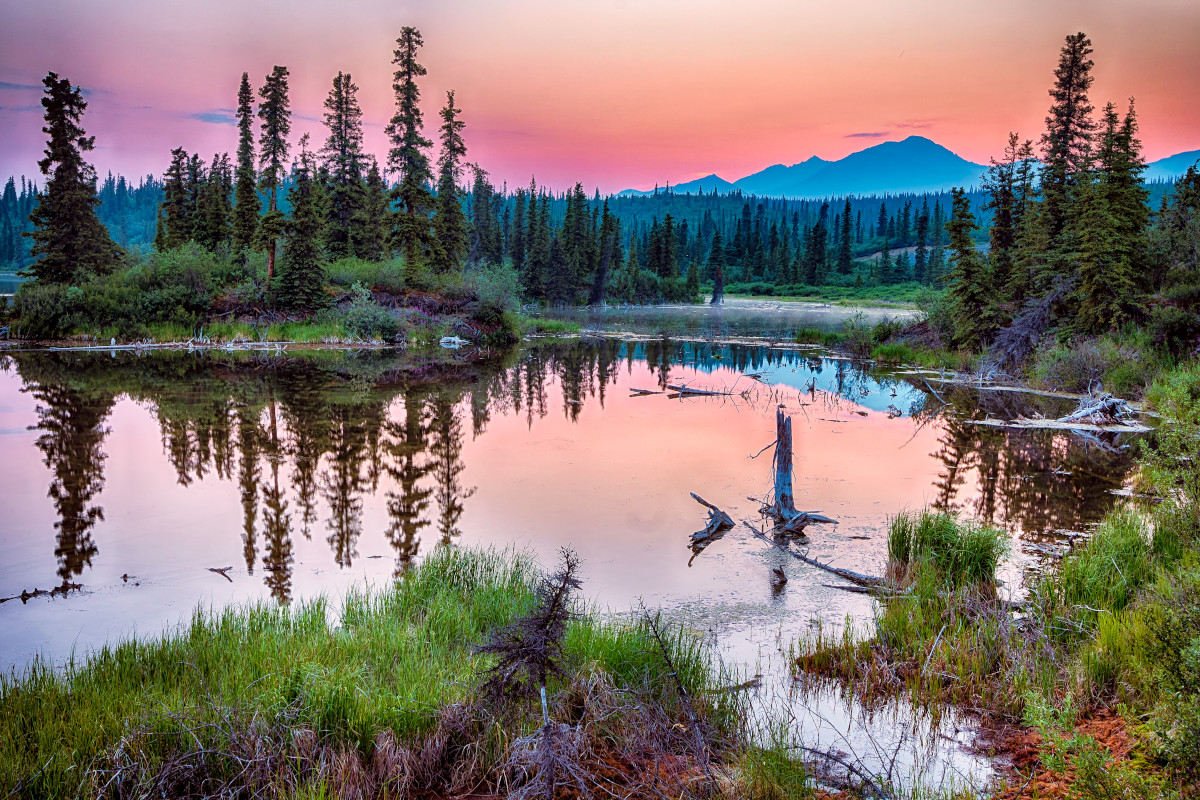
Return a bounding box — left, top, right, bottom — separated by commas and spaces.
256, 66, 291, 285
914, 200, 929, 284
25, 72, 121, 283
154, 147, 192, 251
1040, 32, 1096, 248
351, 157, 390, 261
837, 198, 853, 273
945, 188, 998, 349
386, 27, 435, 280
709, 230, 726, 304
1073, 101, 1147, 332
431, 90, 467, 273
231, 72, 259, 256
278, 135, 328, 314
321, 72, 366, 259
983, 133, 1022, 295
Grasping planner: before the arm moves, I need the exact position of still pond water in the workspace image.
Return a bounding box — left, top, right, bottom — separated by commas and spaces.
0, 305, 1139, 790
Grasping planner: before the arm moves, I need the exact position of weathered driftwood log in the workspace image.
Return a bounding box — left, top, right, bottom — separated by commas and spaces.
666, 382, 734, 397
761, 406, 837, 535
690, 493, 734, 542
628, 387, 664, 396
1058, 392, 1133, 425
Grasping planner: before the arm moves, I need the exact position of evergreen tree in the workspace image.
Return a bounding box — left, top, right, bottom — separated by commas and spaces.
509, 188, 527, 268
1040, 32, 1096, 246
257, 65, 291, 284
837, 198, 853, 273
685, 260, 700, 300
351, 157, 390, 261
278, 136, 328, 313
945, 188, 998, 349
232, 72, 259, 256
589, 200, 618, 305
321, 72, 366, 259
431, 90, 467, 273
1096, 100, 1150, 286
1072, 103, 1145, 332
709, 230, 726, 305
914, 200, 929, 283
155, 147, 192, 251
386, 27, 435, 280
25, 72, 121, 283
983, 133, 1021, 294
200, 152, 232, 250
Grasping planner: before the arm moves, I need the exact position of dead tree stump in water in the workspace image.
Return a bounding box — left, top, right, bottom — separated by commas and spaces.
762, 406, 836, 536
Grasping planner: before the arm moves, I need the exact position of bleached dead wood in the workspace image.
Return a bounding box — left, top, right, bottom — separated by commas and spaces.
760, 406, 837, 534
967, 418, 1150, 434
690, 493, 734, 542
666, 382, 734, 396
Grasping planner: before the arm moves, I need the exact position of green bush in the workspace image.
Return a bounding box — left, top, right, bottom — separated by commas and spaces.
1148, 303, 1200, 357
464, 263, 521, 325
1031, 336, 1142, 393
839, 311, 875, 357
340, 283, 400, 341
871, 342, 916, 363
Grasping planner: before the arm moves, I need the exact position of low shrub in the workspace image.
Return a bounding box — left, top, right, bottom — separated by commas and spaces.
1031, 336, 1146, 394
463, 263, 521, 325
339, 283, 400, 341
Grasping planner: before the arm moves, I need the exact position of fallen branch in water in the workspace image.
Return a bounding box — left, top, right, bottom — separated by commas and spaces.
742, 521, 884, 588
0, 580, 82, 604
689, 493, 734, 543
665, 382, 734, 397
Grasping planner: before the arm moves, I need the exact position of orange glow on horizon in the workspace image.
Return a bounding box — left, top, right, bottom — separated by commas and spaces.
0, 0, 1197, 193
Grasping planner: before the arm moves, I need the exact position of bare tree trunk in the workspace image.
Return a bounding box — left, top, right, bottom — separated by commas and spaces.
773, 406, 793, 511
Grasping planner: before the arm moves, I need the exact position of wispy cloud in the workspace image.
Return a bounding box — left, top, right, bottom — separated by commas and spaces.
0, 104, 40, 113
845, 131, 887, 139
0, 81, 40, 92
189, 109, 236, 125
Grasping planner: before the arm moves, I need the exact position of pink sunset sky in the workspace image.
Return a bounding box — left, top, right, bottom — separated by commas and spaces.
1, 0, 1198, 195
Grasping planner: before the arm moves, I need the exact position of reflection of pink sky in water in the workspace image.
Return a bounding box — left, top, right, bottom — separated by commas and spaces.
3, 354, 973, 673
1, 344, 1135, 791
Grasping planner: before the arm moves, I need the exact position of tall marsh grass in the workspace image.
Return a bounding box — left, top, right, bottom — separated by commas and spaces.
0, 546, 723, 798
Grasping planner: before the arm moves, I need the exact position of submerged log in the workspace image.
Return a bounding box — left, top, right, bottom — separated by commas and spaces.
666, 382, 734, 397
742, 521, 884, 587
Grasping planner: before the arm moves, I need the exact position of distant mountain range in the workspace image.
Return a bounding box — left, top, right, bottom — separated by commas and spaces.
620, 135, 1200, 199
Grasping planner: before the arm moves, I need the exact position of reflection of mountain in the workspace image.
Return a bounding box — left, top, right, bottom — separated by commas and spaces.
13, 342, 1137, 600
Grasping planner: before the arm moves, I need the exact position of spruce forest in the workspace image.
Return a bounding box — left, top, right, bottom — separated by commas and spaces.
3, 29, 1195, 355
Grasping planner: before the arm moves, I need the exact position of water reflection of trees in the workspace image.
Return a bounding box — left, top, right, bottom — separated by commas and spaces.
25, 379, 114, 582
13, 343, 1138, 601
921, 385, 1134, 538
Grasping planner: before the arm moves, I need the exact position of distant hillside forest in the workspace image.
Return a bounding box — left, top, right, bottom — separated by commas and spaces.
0, 160, 1183, 294
4, 28, 1199, 352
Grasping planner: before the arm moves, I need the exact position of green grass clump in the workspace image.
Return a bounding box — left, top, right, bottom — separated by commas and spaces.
871, 341, 916, 363
0, 546, 723, 799
513, 314, 581, 335
793, 327, 842, 347
887, 509, 1008, 588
